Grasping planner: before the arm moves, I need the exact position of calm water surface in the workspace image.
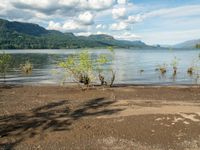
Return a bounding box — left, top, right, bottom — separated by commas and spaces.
0, 49, 200, 85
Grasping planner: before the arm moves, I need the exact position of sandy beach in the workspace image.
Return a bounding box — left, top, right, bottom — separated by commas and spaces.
0, 85, 200, 149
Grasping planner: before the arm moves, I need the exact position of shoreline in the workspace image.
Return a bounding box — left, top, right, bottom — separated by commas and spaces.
1, 82, 200, 88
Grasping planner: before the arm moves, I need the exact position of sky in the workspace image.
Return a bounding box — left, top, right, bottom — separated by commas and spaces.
0, 0, 200, 45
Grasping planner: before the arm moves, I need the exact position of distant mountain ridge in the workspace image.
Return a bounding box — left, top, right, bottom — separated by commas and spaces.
0, 18, 152, 49
174, 39, 200, 48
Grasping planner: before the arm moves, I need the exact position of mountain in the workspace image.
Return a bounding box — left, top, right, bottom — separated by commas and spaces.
173, 39, 200, 49
0, 18, 151, 49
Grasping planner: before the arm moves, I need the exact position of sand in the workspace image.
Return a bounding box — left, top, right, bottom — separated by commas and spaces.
0, 85, 200, 149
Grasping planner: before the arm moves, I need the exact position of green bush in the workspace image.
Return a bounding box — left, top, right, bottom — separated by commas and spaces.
20, 60, 33, 75
0, 52, 12, 83
58, 48, 115, 87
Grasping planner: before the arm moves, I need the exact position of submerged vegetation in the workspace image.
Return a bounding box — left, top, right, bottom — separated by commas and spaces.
58, 48, 115, 88
0, 50, 200, 85
0, 52, 11, 83
187, 67, 194, 76
156, 63, 167, 75
171, 57, 179, 76
196, 44, 200, 49
20, 60, 33, 75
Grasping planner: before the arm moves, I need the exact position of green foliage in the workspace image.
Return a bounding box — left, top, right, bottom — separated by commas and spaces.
187, 54, 200, 84
20, 60, 33, 74
156, 63, 167, 75
196, 44, 200, 49
59, 51, 95, 86
171, 57, 180, 76
97, 47, 116, 87
0, 52, 11, 82
171, 57, 179, 68
108, 46, 114, 53
58, 48, 116, 87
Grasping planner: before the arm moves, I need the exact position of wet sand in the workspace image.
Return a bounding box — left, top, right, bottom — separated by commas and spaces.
0, 85, 200, 150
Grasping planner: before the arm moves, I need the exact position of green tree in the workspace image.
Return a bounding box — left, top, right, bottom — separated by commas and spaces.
58, 51, 94, 86
58, 48, 116, 87
0, 52, 12, 83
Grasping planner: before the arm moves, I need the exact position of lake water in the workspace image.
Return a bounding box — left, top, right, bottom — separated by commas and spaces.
0, 49, 200, 85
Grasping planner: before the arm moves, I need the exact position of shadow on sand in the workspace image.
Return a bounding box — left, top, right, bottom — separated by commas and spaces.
0, 97, 123, 149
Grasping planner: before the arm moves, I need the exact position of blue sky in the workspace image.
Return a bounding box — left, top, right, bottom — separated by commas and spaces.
1, 0, 200, 45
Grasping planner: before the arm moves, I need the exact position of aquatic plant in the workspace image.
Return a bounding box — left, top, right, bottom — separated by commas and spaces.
0, 52, 12, 83
187, 54, 200, 84
196, 44, 200, 49
58, 48, 115, 87
187, 67, 194, 76
140, 69, 144, 73
97, 47, 116, 87
156, 64, 167, 75
20, 60, 33, 74
171, 57, 179, 76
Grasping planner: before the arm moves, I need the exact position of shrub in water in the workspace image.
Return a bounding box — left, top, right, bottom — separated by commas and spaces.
20, 60, 33, 74
58, 48, 115, 87
0, 52, 12, 83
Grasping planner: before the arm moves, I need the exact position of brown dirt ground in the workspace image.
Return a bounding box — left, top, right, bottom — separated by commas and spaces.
0, 85, 200, 150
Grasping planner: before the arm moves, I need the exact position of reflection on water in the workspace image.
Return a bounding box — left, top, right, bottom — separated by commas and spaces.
0, 49, 200, 85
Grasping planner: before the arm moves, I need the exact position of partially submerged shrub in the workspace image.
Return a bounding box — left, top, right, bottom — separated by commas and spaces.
187, 54, 200, 84
171, 57, 179, 76
58, 48, 115, 87
139, 69, 144, 74
96, 48, 116, 87
156, 64, 167, 75
58, 51, 93, 86
187, 67, 194, 76
20, 60, 33, 74
0, 52, 12, 83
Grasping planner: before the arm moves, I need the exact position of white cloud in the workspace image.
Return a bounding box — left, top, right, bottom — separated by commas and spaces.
112, 7, 126, 19
80, 0, 115, 10
47, 21, 62, 30
76, 31, 109, 36
117, 0, 128, 5
47, 20, 89, 32
15, 0, 57, 9
96, 24, 106, 29
126, 14, 144, 23
78, 11, 94, 25
114, 32, 141, 41
141, 5, 200, 20
75, 32, 92, 36
58, 0, 79, 7
96, 31, 108, 35
62, 20, 88, 32
110, 22, 129, 31
0, 0, 14, 16
13, 0, 116, 11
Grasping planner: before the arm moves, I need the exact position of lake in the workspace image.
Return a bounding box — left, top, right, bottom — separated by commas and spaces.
0, 49, 200, 85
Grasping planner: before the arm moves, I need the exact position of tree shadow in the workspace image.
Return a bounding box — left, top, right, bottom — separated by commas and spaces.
0, 97, 123, 149
71, 98, 122, 120
0, 84, 23, 91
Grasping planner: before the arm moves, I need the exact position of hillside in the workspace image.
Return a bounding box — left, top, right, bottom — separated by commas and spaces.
174, 39, 200, 49
0, 18, 150, 49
